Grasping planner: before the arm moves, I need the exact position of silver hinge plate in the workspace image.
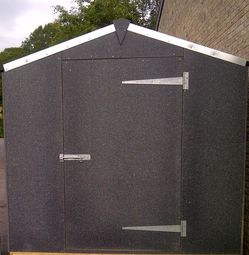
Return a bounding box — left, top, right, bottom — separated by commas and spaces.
122, 72, 189, 90
59, 154, 91, 162
122, 220, 187, 237
182, 72, 189, 90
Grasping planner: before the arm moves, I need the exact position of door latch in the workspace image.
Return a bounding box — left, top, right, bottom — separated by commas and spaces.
59, 154, 91, 162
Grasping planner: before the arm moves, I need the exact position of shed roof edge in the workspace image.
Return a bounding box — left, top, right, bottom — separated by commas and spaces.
3, 24, 115, 72
128, 24, 247, 66
3, 22, 247, 72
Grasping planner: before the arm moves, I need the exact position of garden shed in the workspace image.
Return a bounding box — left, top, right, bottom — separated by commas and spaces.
2, 19, 248, 254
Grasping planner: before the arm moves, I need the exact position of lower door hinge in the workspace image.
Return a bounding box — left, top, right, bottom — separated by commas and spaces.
122, 220, 187, 237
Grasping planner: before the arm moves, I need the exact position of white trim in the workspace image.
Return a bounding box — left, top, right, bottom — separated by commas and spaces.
3, 25, 115, 72
3, 22, 246, 72
128, 24, 247, 66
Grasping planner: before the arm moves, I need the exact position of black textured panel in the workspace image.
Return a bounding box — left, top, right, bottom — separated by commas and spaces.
62, 32, 183, 59
113, 18, 130, 45
63, 58, 183, 252
181, 50, 247, 253
0, 139, 8, 254
3, 22, 246, 254
3, 55, 64, 251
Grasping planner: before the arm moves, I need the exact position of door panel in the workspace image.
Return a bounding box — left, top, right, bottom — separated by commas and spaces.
62, 58, 183, 252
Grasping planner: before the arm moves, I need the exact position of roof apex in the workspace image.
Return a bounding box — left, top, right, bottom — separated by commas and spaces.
113, 18, 130, 44
3, 21, 247, 72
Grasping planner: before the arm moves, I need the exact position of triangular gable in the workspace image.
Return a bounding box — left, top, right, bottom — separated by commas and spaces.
3, 19, 246, 72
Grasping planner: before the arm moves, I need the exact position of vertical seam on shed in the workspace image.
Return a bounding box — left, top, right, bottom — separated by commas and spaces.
2, 72, 10, 253
60, 55, 67, 251
241, 68, 248, 254
180, 72, 184, 249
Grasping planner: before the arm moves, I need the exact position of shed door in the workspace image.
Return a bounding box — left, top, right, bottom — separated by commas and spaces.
62, 58, 184, 252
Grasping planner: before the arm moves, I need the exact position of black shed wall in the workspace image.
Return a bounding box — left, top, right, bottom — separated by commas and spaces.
3, 32, 185, 252
0, 139, 8, 255
3, 54, 64, 251
2, 29, 247, 253
182, 50, 247, 253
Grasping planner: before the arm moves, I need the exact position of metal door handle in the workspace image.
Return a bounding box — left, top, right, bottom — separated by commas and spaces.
59, 154, 91, 162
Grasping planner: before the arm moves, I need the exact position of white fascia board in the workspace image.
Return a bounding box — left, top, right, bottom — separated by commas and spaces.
3, 22, 247, 72
3, 24, 115, 72
128, 23, 247, 66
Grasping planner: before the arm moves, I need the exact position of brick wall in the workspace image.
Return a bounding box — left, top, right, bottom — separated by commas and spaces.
158, 0, 249, 59
158, 1, 249, 253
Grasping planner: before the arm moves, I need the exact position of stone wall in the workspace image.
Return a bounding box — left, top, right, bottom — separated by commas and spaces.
158, 1, 249, 253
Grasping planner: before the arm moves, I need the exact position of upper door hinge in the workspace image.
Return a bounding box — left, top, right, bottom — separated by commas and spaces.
122, 72, 189, 90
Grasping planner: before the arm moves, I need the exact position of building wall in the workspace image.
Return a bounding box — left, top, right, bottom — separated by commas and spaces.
0, 139, 8, 254
158, 0, 249, 59
158, 0, 249, 254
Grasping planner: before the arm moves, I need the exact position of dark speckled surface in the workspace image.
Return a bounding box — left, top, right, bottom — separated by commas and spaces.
2, 23, 247, 254
63, 58, 183, 252
0, 139, 8, 254
181, 50, 247, 253
3, 55, 64, 252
